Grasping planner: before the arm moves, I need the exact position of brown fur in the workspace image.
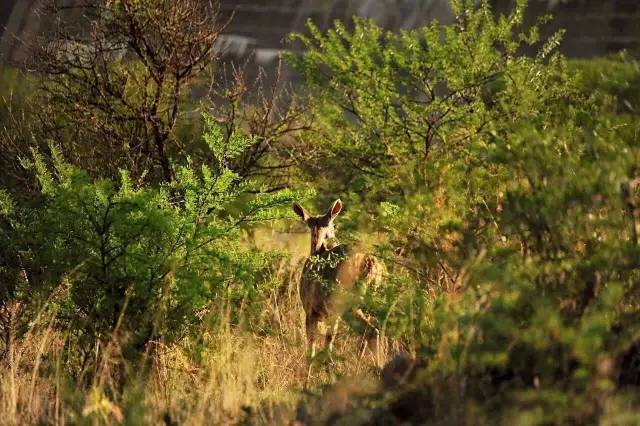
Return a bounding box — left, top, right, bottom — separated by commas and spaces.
293, 200, 384, 365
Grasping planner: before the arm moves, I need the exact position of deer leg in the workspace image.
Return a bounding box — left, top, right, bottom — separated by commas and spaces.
354, 308, 382, 367
305, 312, 319, 387
325, 316, 340, 361
358, 334, 369, 360
306, 312, 319, 358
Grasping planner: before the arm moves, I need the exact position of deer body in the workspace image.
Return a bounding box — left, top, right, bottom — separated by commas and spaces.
293, 200, 382, 368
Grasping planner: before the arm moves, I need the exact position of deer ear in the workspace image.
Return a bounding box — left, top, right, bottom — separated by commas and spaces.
292, 202, 309, 221
327, 199, 343, 220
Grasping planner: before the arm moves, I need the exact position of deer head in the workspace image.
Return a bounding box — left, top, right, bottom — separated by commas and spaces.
293, 199, 343, 255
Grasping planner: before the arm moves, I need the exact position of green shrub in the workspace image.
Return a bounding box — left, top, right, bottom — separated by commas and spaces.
288, 0, 578, 285
570, 52, 640, 115
19, 118, 304, 360
289, 0, 640, 422
387, 118, 640, 423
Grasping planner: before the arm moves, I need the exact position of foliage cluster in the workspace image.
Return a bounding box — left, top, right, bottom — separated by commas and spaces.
288, 0, 640, 423
1, 119, 303, 372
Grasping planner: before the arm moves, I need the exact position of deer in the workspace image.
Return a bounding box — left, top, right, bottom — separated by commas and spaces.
293, 199, 384, 382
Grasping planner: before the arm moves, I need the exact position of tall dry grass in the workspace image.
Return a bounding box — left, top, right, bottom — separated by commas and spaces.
0, 253, 392, 425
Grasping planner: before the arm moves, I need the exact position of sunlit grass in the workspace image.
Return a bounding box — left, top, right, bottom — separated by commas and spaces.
0, 253, 391, 425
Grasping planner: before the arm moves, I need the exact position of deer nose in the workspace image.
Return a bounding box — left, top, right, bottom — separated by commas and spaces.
312, 229, 324, 252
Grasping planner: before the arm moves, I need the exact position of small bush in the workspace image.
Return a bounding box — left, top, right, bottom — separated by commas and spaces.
14, 118, 304, 363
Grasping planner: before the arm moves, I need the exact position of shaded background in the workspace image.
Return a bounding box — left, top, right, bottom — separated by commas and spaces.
1, 1, 639, 77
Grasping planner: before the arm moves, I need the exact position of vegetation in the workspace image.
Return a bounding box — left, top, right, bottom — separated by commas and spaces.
1, 0, 639, 424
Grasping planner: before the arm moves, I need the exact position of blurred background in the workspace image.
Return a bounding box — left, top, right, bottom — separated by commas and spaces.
2, 1, 639, 76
